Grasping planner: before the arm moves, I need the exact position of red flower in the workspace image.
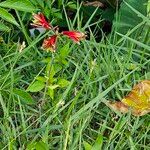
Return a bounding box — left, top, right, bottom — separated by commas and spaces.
31, 13, 52, 29
42, 35, 57, 52
62, 31, 86, 44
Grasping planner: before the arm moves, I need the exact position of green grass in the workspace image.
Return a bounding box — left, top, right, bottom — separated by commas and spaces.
0, 1, 150, 150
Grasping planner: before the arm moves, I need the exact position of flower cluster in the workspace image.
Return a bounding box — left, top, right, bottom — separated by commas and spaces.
31, 13, 86, 52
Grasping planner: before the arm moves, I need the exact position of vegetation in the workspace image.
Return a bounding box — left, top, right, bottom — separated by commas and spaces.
0, 0, 150, 149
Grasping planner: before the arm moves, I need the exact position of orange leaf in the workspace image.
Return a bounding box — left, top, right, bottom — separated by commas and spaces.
105, 80, 150, 116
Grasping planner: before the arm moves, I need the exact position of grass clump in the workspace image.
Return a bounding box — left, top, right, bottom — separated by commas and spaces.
0, 0, 150, 149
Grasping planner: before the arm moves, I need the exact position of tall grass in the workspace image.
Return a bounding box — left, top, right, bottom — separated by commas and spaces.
0, 1, 150, 150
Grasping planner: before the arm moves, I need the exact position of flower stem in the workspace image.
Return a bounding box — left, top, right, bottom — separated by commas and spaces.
42, 53, 55, 105
15, 10, 31, 45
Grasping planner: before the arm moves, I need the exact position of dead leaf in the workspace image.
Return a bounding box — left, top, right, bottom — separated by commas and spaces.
105, 80, 150, 116
83, 1, 105, 8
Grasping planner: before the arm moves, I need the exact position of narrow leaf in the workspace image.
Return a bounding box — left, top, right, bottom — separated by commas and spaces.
92, 134, 103, 150
0, 0, 37, 12
83, 141, 92, 150
0, 22, 10, 31
35, 141, 49, 150
0, 7, 19, 26
113, 0, 147, 34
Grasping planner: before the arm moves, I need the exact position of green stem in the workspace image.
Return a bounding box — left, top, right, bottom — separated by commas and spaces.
42, 53, 55, 104
15, 11, 31, 45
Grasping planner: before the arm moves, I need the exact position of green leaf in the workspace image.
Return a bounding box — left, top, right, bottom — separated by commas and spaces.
0, 7, 19, 26
92, 134, 103, 150
67, 2, 77, 10
46, 66, 55, 83
60, 43, 70, 58
27, 81, 45, 92
27, 141, 48, 150
26, 142, 37, 150
102, 8, 116, 22
48, 84, 59, 90
13, 88, 34, 104
83, 141, 92, 150
0, 0, 37, 12
148, 0, 150, 16
53, 64, 62, 74
0, 22, 10, 31
41, 57, 52, 64
36, 76, 47, 83
113, 0, 147, 35
35, 141, 49, 150
56, 43, 70, 66
57, 79, 70, 88
48, 87, 54, 99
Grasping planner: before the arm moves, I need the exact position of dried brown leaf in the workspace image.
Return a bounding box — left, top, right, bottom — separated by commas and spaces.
105, 80, 150, 116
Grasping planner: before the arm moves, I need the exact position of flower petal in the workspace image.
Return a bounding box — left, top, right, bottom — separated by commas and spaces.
31, 13, 52, 29
42, 35, 57, 52
62, 31, 86, 44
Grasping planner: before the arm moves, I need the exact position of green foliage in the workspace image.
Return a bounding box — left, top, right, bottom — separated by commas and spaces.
92, 134, 103, 150
27, 81, 45, 92
0, 7, 19, 26
27, 141, 49, 150
13, 88, 35, 104
27, 50, 71, 100
0, 0, 150, 149
84, 134, 103, 150
0, 22, 10, 31
83, 141, 92, 150
113, 0, 148, 35
0, 0, 37, 32
0, 0, 37, 12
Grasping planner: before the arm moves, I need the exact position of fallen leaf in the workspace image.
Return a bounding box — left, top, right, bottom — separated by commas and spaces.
105, 80, 150, 116
83, 1, 104, 8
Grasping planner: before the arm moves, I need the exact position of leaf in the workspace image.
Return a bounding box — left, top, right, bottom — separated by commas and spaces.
57, 79, 70, 88
148, 0, 150, 16
113, 0, 147, 35
13, 88, 34, 104
83, 141, 92, 150
48, 87, 54, 100
60, 42, 70, 58
0, 22, 10, 31
27, 81, 45, 92
105, 80, 150, 116
92, 134, 103, 150
0, 7, 19, 26
122, 80, 150, 110
35, 141, 49, 150
46, 64, 55, 79
105, 101, 129, 114
56, 43, 70, 66
47, 85, 59, 100
46, 64, 62, 83
0, 0, 37, 12
67, 2, 77, 10
53, 64, 62, 74
48, 84, 59, 90
27, 141, 48, 150
36, 76, 47, 83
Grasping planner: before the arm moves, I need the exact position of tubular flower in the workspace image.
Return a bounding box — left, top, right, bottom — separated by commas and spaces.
62, 31, 86, 44
31, 13, 52, 29
42, 35, 57, 52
